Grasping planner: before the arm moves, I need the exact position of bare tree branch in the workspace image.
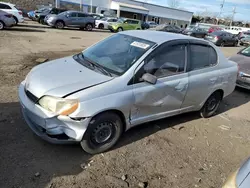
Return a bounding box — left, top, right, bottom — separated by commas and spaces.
167, 0, 181, 8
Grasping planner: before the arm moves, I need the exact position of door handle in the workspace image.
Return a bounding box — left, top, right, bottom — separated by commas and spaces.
175, 83, 187, 92
209, 77, 218, 84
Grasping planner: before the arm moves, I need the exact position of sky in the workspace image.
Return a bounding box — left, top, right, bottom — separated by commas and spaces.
139, 0, 250, 21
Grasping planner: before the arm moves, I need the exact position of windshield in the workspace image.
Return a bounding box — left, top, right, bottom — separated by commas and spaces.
240, 46, 250, 57
82, 34, 155, 75
101, 18, 108, 21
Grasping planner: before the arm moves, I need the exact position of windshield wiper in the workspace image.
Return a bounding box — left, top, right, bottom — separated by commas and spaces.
81, 54, 112, 77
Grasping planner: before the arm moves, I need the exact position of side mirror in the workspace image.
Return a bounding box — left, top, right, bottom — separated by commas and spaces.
66, 14, 69, 18
141, 73, 157, 85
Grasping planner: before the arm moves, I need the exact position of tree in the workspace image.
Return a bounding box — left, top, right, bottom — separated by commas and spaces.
167, 0, 181, 8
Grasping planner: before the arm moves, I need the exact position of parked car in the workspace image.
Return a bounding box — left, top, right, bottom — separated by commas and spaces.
108, 18, 141, 32
0, 2, 24, 24
238, 31, 250, 40
239, 36, 250, 46
35, 7, 67, 24
152, 24, 182, 33
19, 31, 238, 154
0, 10, 16, 30
208, 26, 222, 33
228, 46, 250, 89
222, 157, 250, 188
46, 11, 95, 30
147, 21, 158, 28
90, 13, 105, 20
141, 22, 149, 30
95, 17, 118, 29
182, 27, 208, 38
28, 7, 50, 21
205, 31, 238, 47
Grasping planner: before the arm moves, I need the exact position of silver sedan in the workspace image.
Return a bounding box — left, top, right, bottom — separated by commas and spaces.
19, 31, 238, 154
0, 10, 15, 30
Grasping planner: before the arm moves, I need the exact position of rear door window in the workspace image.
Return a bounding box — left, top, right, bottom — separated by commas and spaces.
0, 3, 11, 9
70, 12, 78, 17
78, 13, 87, 17
189, 44, 217, 71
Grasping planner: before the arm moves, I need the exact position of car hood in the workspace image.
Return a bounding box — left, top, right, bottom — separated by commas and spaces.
236, 157, 250, 187
229, 54, 250, 74
25, 56, 113, 98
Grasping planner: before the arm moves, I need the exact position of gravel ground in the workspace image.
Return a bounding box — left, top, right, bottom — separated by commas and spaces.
0, 21, 250, 188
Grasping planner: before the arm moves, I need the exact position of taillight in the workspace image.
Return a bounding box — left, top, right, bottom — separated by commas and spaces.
4, 14, 12, 18
215, 36, 220, 40
18, 11, 23, 15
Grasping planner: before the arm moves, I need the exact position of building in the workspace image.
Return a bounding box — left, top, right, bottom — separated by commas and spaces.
60, 0, 193, 26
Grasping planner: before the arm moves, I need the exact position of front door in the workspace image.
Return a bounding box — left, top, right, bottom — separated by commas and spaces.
130, 40, 189, 125
67, 12, 79, 27
123, 20, 133, 30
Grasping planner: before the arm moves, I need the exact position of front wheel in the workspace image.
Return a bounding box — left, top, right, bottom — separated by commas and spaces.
200, 92, 222, 118
117, 27, 123, 32
55, 21, 64, 29
81, 112, 124, 154
234, 41, 238, 47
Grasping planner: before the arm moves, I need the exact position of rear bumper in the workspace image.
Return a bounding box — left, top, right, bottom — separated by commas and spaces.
236, 77, 250, 89
18, 81, 91, 144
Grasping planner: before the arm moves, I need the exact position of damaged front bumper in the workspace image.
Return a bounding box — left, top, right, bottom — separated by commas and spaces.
18, 81, 91, 144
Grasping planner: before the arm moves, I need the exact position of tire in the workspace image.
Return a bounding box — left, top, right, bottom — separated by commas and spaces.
220, 41, 225, 47
98, 23, 104, 29
0, 21, 5, 30
234, 41, 238, 47
85, 23, 93, 31
117, 27, 123, 32
200, 91, 222, 118
55, 21, 64, 29
13, 16, 18, 25
40, 18, 45, 25
80, 112, 124, 154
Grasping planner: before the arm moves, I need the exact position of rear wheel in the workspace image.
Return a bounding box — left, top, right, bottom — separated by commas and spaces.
234, 41, 238, 47
80, 112, 124, 154
0, 21, 4, 30
200, 91, 222, 118
85, 23, 93, 31
55, 21, 64, 29
13, 16, 18, 25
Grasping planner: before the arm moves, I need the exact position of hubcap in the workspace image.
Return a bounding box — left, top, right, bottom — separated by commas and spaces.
0, 22, 3, 30
118, 28, 122, 32
57, 22, 63, 28
207, 98, 217, 111
91, 122, 114, 144
87, 24, 92, 30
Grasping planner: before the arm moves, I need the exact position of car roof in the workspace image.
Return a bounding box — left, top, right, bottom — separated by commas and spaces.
121, 30, 199, 44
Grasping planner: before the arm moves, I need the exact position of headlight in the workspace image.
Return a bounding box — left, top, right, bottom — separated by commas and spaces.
222, 169, 238, 188
38, 96, 79, 116
187, 32, 192, 35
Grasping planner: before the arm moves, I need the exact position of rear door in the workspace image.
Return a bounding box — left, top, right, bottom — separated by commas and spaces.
77, 13, 88, 27
124, 19, 133, 30
131, 40, 189, 125
181, 40, 219, 112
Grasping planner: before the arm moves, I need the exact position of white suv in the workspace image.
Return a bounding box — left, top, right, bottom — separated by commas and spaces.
0, 2, 24, 24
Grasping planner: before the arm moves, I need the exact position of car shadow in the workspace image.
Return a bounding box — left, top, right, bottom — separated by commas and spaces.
6, 27, 46, 33
1, 88, 249, 187
0, 102, 90, 188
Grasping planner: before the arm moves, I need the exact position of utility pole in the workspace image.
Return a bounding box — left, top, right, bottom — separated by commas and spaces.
230, 6, 236, 26
217, 0, 225, 25
80, 0, 83, 11
90, 0, 93, 13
